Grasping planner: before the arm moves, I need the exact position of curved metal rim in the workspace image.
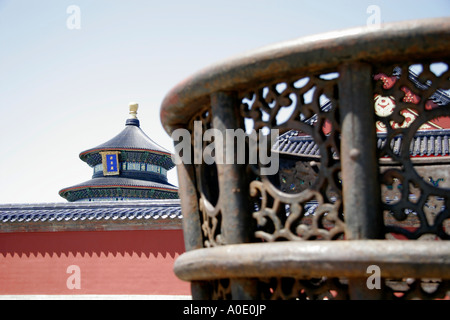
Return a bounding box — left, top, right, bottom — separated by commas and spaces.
174, 240, 450, 281
160, 17, 450, 134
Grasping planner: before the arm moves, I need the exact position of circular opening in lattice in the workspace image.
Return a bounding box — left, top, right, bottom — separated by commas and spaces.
384, 209, 421, 239
278, 159, 319, 194
423, 195, 446, 227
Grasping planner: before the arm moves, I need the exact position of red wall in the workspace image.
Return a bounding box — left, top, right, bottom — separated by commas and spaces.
0, 229, 190, 295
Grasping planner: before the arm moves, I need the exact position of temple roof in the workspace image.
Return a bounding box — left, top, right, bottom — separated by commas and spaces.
60, 177, 178, 194
79, 119, 172, 162
274, 129, 450, 159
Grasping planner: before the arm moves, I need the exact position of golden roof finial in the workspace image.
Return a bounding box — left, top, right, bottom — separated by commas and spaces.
129, 102, 138, 119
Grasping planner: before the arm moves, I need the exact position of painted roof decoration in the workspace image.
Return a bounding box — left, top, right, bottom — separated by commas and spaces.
59, 103, 179, 202
373, 67, 450, 132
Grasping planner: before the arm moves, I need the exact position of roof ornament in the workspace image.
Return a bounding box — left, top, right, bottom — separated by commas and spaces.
129, 102, 139, 119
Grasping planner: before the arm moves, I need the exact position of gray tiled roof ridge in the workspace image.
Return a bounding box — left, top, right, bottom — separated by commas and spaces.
0, 199, 181, 211
274, 128, 450, 158
0, 199, 182, 226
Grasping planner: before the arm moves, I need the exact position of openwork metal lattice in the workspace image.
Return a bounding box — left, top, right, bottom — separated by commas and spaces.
373, 63, 450, 240
161, 18, 450, 300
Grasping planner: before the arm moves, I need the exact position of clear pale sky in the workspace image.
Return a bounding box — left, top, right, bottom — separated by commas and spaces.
0, 0, 448, 204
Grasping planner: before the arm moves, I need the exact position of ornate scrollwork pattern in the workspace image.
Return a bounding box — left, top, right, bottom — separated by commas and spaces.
374, 61, 450, 239
189, 108, 225, 247
240, 74, 344, 241
258, 277, 349, 300
385, 278, 450, 300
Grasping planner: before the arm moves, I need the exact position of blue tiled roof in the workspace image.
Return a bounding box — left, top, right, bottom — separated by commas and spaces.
60, 177, 178, 192
79, 122, 173, 161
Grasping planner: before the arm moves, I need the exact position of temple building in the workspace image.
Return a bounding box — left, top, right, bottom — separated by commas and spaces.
59, 103, 178, 202
0, 103, 188, 298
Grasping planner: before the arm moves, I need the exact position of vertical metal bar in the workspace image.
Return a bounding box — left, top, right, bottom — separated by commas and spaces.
210, 91, 258, 300
339, 62, 382, 239
338, 62, 384, 299
174, 148, 210, 299
176, 162, 203, 251
211, 91, 254, 244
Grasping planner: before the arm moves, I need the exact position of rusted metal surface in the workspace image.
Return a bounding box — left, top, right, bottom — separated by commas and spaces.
339, 62, 383, 240
161, 18, 450, 300
174, 240, 450, 280
175, 162, 203, 251
211, 91, 260, 299
174, 240, 450, 300
210, 91, 254, 245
